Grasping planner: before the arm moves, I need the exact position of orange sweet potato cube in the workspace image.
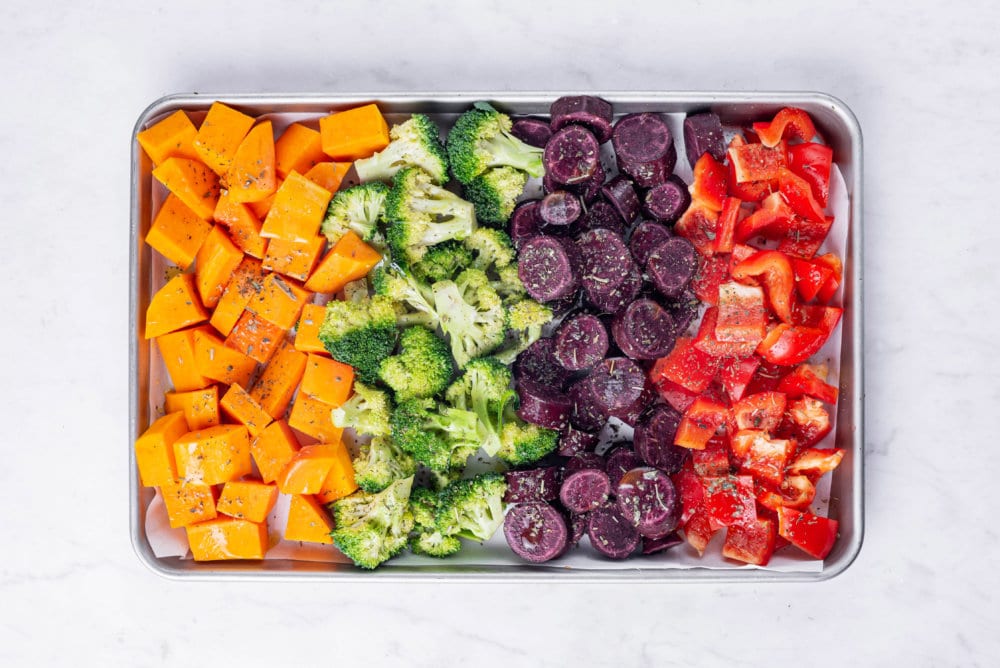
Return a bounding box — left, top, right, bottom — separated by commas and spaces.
260, 172, 332, 243
173, 424, 252, 485
224, 120, 277, 204
137, 110, 200, 166
262, 235, 326, 281
319, 104, 390, 161
304, 161, 352, 193
192, 329, 258, 387
155, 325, 213, 391
164, 385, 220, 431
247, 273, 312, 330
278, 443, 341, 495
193, 101, 256, 176
275, 123, 326, 179
161, 479, 218, 528
195, 225, 244, 310
214, 193, 268, 259
250, 419, 301, 483
250, 340, 307, 419
284, 495, 334, 544
301, 354, 354, 407
145, 274, 209, 339
314, 439, 358, 504
220, 383, 273, 437
186, 517, 268, 560
288, 393, 343, 444
224, 311, 285, 364
145, 194, 213, 270
216, 480, 279, 523
294, 303, 329, 355
304, 230, 381, 294
209, 257, 268, 337
152, 157, 220, 220
134, 411, 187, 487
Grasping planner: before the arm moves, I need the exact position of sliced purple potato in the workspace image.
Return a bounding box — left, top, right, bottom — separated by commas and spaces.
559, 468, 611, 514
633, 404, 688, 474
563, 451, 606, 473
605, 447, 642, 486
514, 337, 571, 390
683, 112, 726, 167
504, 502, 568, 563
558, 426, 599, 457
580, 200, 626, 236
628, 221, 673, 267
586, 357, 646, 414
544, 125, 601, 185
552, 313, 609, 372
587, 505, 641, 559
516, 379, 572, 431
643, 175, 691, 223
647, 237, 698, 299
600, 174, 641, 224
539, 190, 583, 235
509, 200, 543, 249
504, 467, 561, 504
511, 117, 553, 148
641, 532, 684, 555
615, 467, 681, 539
568, 378, 606, 432
550, 95, 614, 143
611, 298, 677, 360
517, 235, 581, 302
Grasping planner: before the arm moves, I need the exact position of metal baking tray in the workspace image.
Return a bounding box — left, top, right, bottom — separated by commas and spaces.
130, 92, 863, 582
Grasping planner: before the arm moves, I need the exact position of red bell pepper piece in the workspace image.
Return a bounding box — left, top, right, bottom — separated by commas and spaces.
728, 142, 787, 183
650, 337, 721, 394
728, 243, 757, 272
791, 257, 835, 302
672, 462, 705, 526
675, 204, 720, 258
702, 474, 757, 529
692, 436, 731, 477
778, 214, 834, 259
675, 396, 731, 450
787, 142, 833, 207
757, 474, 816, 511
728, 160, 773, 202
733, 192, 794, 243
778, 168, 826, 224
722, 516, 777, 566
756, 323, 829, 366
741, 433, 795, 487
690, 253, 730, 305
784, 397, 833, 448
731, 250, 796, 324
682, 511, 717, 555
792, 303, 843, 333
787, 447, 845, 479
777, 363, 838, 404
694, 306, 758, 358
813, 253, 843, 303
718, 355, 761, 403
777, 507, 838, 559
714, 196, 741, 254
744, 360, 791, 395
715, 281, 768, 345
732, 392, 787, 432
752, 108, 817, 148
655, 377, 700, 413
690, 153, 728, 211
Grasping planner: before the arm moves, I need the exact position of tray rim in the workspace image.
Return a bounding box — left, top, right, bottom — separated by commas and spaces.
130, 91, 864, 583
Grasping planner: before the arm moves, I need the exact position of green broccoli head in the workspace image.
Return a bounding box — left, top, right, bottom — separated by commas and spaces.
431, 268, 506, 368
498, 419, 559, 467
354, 114, 449, 184
444, 357, 516, 457
371, 263, 439, 328
411, 241, 473, 283
409, 486, 441, 527
385, 167, 477, 266
389, 398, 481, 472
331, 381, 393, 437
493, 298, 554, 364
378, 326, 453, 402
408, 486, 462, 558
318, 295, 398, 384
446, 108, 545, 184
464, 166, 528, 226
425, 465, 464, 492
321, 182, 389, 247
352, 435, 417, 493
490, 263, 527, 303
463, 228, 515, 272
434, 473, 507, 542
330, 476, 415, 569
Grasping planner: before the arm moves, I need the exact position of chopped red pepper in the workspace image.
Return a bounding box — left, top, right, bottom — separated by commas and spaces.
728, 243, 757, 272
682, 511, 717, 555
778, 214, 834, 259
675, 204, 720, 258
722, 516, 777, 566
690, 153, 728, 211
714, 196, 741, 254
715, 281, 768, 345
791, 257, 835, 302
792, 303, 843, 333
690, 253, 730, 305
784, 397, 833, 448
692, 436, 732, 477
694, 306, 757, 358
702, 474, 757, 529
787, 447, 845, 479
733, 199, 793, 243
756, 323, 829, 366
654, 377, 699, 413
813, 253, 843, 303
718, 355, 761, 403
672, 462, 705, 526
787, 142, 833, 208
777, 507, 838, 559
778, 168, 826, 224
651, 337, 722, 394
728, 159, 774, 202
757, 474, 816, 511
731, 250, 796, 324
744, 360, 792, 395
752, 108, 817, 148
741, 433, 795, 487
728, 142, 787, 183
675, 396, 731, 450
732, 392, 787, 432
777, 363, 838, 404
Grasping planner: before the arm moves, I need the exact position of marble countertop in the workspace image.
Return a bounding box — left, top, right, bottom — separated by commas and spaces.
2, 0, 998, 664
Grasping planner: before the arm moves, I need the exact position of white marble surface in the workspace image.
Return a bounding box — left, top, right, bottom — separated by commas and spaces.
2, 0, 998, 665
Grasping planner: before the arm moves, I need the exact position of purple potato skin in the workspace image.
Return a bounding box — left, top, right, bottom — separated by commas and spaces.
615, 467, 681, 539
601, 175, 641, 224
604, 381, 656, 427
516, 379, 572, 431
504, 502, 569, 563
576, 228, 635, 293
514, 338, 571, 391
611, 298, 677, 361
509, 200, 543, 249
567, 512, 589, 547
517, 236, 581, 302
550, 95, 614, 143
619, 143, 677, 189
544, 125, 601, 185
683, 112, 726, 167
647, 237, 698, 299
539, 191, 583, 234
586, 357, 646, 414
584, 263, 642, 314
558, 426, 599, 457
605, 447, 642, 486
559, 468, 612, 514
587, 505, 641, 559
612, 113, 674, 163
504, 467, 561, 504
643, 176, 691, 223
564, 451, 606, 473
553, 314, 609, 372
581, 200, 627, 236
641, 532, 684, 555
629, 221, 673, 267
511, 117, 553, 148
633, 404, 689, 474
667, 289, 700, 335
568, 378, 606, 432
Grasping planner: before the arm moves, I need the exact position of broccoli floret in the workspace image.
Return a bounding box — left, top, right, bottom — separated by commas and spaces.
330, 476, 415, 569
354, 114, 449, 184
409, 486, 440, 527
446, 107, 544, 184
434, 473, 507, 542
390, 398, 481, 472
352, 435, 417, 493
385, 167, 476, 266
321, 182, 389, 247
331, 381, 393, 437
424, 465, 464, 492
498, 419, 559, 467
431, 269, 506, 368
493, 298, 554, 364
463, 228, 515, 272
319, 295, 399, 384
444, 357, 516, 457
408, 486, 462, 558
464, 166, 528, 226
491, 264, 527, 302
411, 241, 473, 283
371, 263, 439, 327
379, 326, 453, 402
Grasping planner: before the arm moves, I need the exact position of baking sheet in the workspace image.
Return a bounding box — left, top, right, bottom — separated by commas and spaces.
140, 105, 849, 573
